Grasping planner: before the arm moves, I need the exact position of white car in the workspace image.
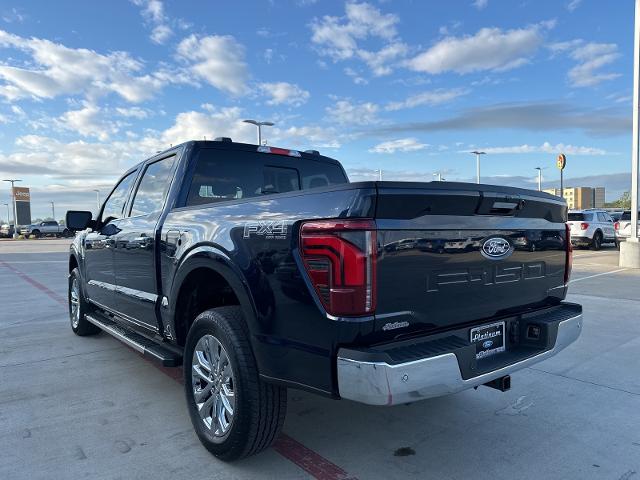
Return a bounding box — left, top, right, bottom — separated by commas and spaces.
567, 209, 617, 250
615, 211, 640, 243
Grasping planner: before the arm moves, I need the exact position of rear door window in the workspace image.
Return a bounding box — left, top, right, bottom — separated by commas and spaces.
129, 155, 177, 216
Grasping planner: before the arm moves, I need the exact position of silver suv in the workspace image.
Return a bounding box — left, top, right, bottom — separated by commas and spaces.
567, 209, 617, 250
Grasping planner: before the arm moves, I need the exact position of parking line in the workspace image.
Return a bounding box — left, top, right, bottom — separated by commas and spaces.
2, 260, 359, 480
0, 260, 67, 306
569, 268, 628, 283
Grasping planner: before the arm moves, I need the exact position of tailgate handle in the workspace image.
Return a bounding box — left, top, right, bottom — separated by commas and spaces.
490, 199, 525, 215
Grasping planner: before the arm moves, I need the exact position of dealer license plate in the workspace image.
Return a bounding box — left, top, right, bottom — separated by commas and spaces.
470, 321, 505, 360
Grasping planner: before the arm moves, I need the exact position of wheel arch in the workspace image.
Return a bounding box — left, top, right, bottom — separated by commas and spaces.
168, 245, 259, 348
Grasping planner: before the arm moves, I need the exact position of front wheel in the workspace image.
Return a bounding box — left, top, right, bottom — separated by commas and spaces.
184, 306, 287, 461
31, 230, 40, 239
69, 268, 100, 336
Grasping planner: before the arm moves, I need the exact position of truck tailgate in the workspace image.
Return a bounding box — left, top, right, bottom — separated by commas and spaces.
373, 182, 568, 341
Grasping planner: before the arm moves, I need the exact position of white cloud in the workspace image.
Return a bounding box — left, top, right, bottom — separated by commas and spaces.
310, 2, 406, 75
385, 88, 469, 111
131, 0, 173, 44
58, 103, 120, 141
176, 34, 248, 95
567, 0, 582, 12
369, 138, 428, 154
568, 42, 620, 87
325, 99, 379, 126
161, 107, 255, 145
470, 141, 608, 156
116, 106, 149, 119
259, 82, 310, 106
273, 125, 342, 149
407, 24, 547, 74
472, 0, 488, 10
0, 29, 169, 102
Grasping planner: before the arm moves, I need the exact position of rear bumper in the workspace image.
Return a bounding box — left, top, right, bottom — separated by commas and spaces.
570, 235, 591, 244
337, 303, 582, 406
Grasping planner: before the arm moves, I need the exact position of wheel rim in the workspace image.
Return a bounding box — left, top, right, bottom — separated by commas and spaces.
192, 334, 235, 439
70, 277, 80, 328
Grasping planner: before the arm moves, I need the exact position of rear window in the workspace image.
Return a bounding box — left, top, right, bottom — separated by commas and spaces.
620, 212, 638, 221
185, 149, 347, 207
568, 213, 587, 221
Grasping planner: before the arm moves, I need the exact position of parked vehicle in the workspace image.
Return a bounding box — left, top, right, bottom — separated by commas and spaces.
567, 209, 616, 250
22, 220, 70, 238
65, 139, 582, 461
615, 210, 640, 243
0, 223, 15, 238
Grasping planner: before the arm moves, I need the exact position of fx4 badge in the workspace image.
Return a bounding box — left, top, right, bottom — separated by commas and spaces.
243, 221, 288, 239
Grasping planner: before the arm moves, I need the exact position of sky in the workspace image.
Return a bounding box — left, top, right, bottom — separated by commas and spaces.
0, 0, 636, 221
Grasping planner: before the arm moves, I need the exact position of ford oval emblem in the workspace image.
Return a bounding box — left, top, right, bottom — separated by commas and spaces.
481, 237, 512, 260
482, 340, 493, 349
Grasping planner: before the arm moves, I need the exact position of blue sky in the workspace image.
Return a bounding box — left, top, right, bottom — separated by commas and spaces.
0, 0, 635, 220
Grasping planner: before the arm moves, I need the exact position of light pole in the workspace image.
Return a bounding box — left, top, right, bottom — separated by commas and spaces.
375, 168, 383, 181
470, 151, 486, 184
535, 167, 542, 191
93, 189, 101, 211
3, 203, 9, 225
620, 0, 640, 267
243, 119, 274, 145
49, 201, 55, 221
3, 179, 21, 238
433, 172, 442, 181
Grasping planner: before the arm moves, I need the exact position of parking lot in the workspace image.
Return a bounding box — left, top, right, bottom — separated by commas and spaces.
1, 239, 639, 480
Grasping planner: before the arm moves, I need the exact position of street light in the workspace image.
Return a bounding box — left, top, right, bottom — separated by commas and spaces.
3, 203, 9, 225
243, 119, 274, 145
49, 201, 55, 221
470, 151, 486, 184
93, 189, 101, 211
535, 167, 542, 191
433, 172, 442, 182
3, 179, 21, 238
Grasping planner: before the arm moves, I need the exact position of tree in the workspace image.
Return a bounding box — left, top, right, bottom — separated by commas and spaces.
604, 191, 631, 209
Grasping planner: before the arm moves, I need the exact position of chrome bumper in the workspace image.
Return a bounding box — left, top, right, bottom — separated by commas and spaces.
337, 313, 582, 406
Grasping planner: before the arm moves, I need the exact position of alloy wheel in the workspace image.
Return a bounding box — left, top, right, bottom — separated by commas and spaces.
191, 334, 236, 439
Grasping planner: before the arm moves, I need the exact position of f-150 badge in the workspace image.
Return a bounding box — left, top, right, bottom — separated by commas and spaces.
243, 221, 287, 239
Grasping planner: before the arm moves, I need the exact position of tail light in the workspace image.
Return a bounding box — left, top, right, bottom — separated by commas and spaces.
580, 222, 589, 230
564, 223, 573, 285
300, 219, 376, 316
614, 221, 620, 231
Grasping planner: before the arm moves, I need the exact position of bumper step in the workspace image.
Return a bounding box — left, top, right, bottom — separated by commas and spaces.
85, 313, 183, 367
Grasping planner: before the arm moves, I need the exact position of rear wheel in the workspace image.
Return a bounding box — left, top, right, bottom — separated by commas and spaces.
184, 306, 287, 461
69, 268, 100, 336
62, 229, 71, 238
591, 231, 602, 251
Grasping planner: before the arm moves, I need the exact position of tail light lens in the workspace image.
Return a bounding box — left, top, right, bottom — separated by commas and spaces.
580, 222, 589, 230
564, 223, 573, 285
300, 219, 376, 316
614, 221, 620, 231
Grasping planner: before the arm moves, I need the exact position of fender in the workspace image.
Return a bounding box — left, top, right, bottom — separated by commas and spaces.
165, 244, 260, 344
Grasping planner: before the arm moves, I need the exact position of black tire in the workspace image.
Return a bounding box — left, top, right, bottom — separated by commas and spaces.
31, 230, 41, 239
591, 231, 602, 251
62, 229, 71, 238
68, 268, 100, 336
184, 306, 287, 461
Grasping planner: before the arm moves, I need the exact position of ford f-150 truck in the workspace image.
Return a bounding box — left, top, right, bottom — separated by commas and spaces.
65, 139, 582, 461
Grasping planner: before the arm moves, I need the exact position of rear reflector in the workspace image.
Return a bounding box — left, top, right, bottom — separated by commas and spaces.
300, 220, 376, 317
257, 145, 301, 157
564, 223, 573, 285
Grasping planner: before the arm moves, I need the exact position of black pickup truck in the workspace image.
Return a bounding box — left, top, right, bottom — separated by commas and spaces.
66, 139, 582, 460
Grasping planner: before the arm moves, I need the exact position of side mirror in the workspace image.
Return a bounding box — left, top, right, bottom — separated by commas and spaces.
66, 210, 95, 231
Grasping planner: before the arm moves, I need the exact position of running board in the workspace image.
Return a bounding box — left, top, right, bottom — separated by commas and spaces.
85, 313, 183, 367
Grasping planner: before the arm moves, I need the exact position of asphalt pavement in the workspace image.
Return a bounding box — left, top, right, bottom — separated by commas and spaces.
1, 239, 638, 480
